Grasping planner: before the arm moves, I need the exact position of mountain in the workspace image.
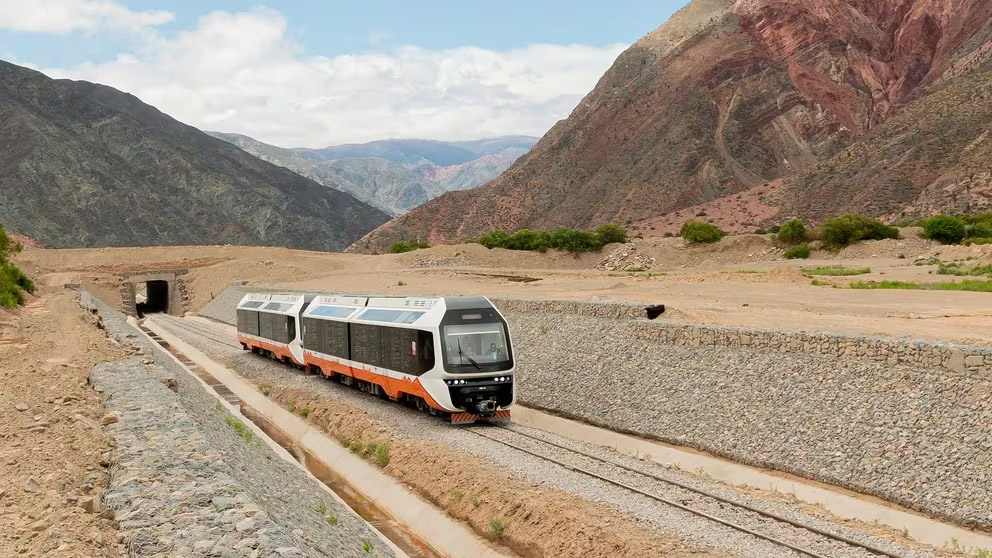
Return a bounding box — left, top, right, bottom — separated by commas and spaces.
0, 60, 389, 251
349, 0, 992, 252
210, 133, 537, 215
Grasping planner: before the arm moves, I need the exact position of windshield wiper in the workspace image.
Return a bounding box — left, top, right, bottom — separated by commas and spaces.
457, 340, 481, 370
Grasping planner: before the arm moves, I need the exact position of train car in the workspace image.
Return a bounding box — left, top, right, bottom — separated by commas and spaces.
235, 292, 515, 425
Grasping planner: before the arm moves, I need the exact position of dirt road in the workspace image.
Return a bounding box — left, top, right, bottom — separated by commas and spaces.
0, 288, 126, 557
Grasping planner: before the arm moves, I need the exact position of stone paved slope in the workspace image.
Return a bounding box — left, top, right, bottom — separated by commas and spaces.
82, 292, 394, 558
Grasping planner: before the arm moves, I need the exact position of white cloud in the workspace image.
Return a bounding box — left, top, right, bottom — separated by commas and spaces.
41, 8, 626, 147
0, 0, 173, 34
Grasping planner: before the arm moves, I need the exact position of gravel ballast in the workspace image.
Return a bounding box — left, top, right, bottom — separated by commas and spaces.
199, 284, 992, 531
155, 312, 933, 558
81, 291, 394, 558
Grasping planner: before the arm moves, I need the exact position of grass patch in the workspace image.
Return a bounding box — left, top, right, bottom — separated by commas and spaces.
724, 270, 763, 274
623, 266, 647, 272
397, 280, 406, 286
298, 407, 309, 418
810, 279, 832, 287
349, 440, 363, 453
374, 443, 390, 468
489, 517, 507, 537
224, 416, 255, 443
471, 497, 480, 508
803, 266, 871, 276
314, 500, 328, 515
450, 488, 464, 500
850, 279, 992, 292
938, 263, 992, 277
257, 383, 272, 396
326, 515, 338, 526
363, 540, 373, 554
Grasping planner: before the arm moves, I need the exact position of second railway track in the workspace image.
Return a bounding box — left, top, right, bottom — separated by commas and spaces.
465, 425, 910, 558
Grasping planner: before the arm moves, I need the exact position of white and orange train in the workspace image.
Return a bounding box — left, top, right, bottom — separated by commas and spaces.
235, 292, 515, 424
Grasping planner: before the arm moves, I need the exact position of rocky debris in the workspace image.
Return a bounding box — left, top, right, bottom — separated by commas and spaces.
14, 403, 28, 411
410, 256, 463, 268
597, 244, 656, 271
23, 477, 40, 493
99, 412, 119, 425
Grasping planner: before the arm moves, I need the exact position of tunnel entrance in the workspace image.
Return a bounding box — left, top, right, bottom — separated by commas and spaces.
121, 269, 189, 318
136, 280, 169, 316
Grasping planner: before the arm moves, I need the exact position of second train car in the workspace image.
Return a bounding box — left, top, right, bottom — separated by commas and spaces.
235, 292, 515, 424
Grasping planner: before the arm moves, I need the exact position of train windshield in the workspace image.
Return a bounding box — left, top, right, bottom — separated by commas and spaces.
443, 323, 510, 367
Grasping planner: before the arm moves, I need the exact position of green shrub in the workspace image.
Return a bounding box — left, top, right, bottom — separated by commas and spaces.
680, 220, 726, 244
489, 517, 507, 537
921, 216, 967, 244
594, 224, 628, 245
819, 214, 898, 248
783, 244, 811, 259
475, 230, 511, 249
505, 229, 550, 252
388, 241, 430, 254
967, 221, 992, 239
768, 225, 781, 234
964, 237, 992, 245
0, 226, 31, 308
548, 228, 599, 253
776, 219, 807, 244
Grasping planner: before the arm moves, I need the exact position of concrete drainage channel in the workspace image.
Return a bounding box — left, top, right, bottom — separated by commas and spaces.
139, 316, 510, 558
139, 323, 443, 558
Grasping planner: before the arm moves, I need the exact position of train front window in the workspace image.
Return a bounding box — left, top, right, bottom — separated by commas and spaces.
443, 323, 509, 367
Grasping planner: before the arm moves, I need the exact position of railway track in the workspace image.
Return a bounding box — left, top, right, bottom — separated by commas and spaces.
155, 314, 914, 558
465, 425, 907, 558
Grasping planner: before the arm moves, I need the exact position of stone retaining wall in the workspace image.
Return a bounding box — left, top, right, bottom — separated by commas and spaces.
81, 291, 394, 558
198, 285, 992, 529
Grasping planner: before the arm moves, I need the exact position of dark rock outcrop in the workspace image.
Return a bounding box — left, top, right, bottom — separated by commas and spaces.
0, 61, 389, 250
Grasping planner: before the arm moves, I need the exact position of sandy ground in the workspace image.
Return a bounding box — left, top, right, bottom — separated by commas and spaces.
0, 288, 127, 557
15, 235, 992, 344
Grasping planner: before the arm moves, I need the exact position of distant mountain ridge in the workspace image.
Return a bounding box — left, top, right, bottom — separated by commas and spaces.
0, 60, 389, 250
350, 0, 992, 252
210, 133, 537, 215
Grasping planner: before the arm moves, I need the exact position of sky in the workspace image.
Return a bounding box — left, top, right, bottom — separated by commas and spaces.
0, 0, 688, 147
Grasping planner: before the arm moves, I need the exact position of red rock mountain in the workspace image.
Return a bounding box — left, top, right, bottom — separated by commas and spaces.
351, 0, 992, 252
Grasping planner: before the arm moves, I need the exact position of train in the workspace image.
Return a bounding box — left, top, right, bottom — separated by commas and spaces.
235, 292, 515, 424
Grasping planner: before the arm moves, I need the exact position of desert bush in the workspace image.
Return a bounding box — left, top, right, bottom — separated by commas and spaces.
818, 214, 898, 248
505, 229, 550, 252
0, 226, 30, 308
776, 218, 807, 244
920, 216, 967, 244
474, 225, 626, 254
768, 225, 782, 234
388, 241, 430, 254
548, 228, 598, 253
784, 244, 811, 259
680, 220, 726, 244
967, 221, 992, 240
593, 224, 628, 245
475, 230, 511, 249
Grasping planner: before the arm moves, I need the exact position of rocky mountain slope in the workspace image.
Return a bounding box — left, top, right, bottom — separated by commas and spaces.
211, 133, 536, 215
351, 0, 992, 252
0, 61, 389, 250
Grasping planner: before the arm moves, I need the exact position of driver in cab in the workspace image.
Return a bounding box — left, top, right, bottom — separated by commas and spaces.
486, 343, 504, 361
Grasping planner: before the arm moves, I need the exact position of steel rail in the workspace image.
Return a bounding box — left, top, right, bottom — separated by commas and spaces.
466, 426, 905, 558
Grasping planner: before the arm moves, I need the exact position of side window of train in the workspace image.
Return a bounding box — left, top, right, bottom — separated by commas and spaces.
418, 330, 435, 374
286, 316, 296, 343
